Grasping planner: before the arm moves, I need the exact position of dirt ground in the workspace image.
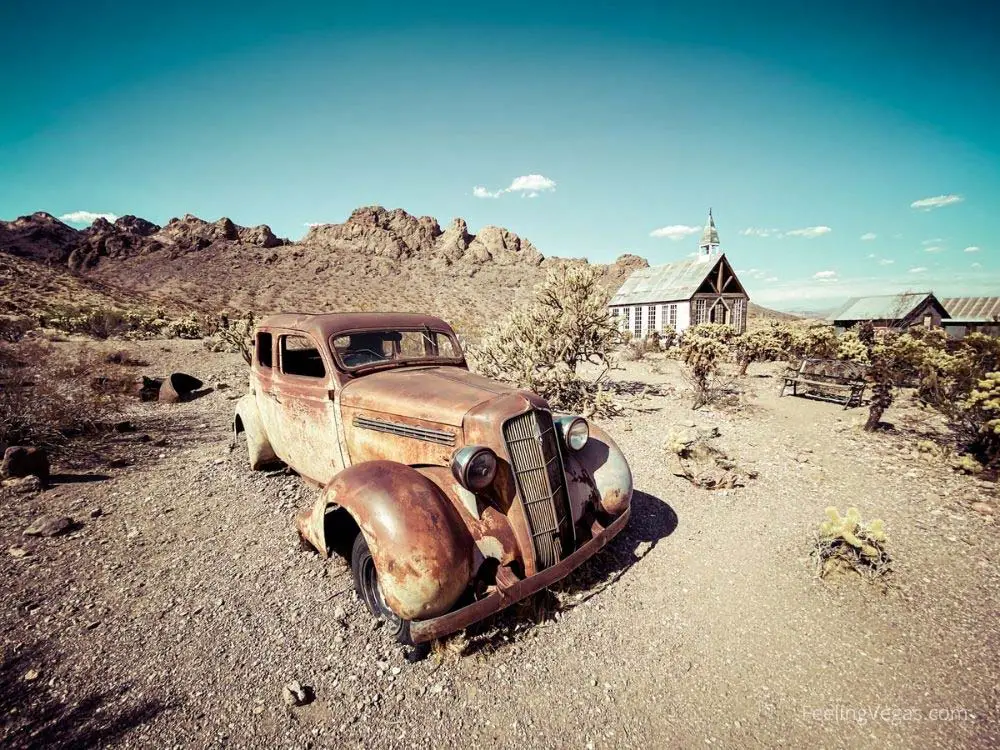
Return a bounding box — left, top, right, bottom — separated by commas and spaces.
2, 340, 998, 749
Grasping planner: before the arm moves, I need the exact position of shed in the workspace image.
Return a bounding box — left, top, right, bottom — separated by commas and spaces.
828, 292, 948, 333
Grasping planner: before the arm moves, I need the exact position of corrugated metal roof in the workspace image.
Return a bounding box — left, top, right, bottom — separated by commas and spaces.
942, 297, 1000, 321
610, 256, 716, 306
828, 292, 933, 322
700, 210, 720, 247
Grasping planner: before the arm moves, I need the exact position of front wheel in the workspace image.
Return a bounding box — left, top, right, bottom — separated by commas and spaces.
351, 533, 412, 644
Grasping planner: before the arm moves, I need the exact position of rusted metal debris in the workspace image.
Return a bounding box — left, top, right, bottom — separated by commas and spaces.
234, 312, 634, 644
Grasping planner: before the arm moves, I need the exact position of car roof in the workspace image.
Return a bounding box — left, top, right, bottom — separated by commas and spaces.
258, 312, 456, 341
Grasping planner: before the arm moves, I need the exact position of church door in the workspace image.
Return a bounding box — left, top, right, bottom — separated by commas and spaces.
709, 299, 729, 325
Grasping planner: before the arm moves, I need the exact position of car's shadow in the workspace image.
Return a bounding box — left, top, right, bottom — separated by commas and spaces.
457, 490, 677, 656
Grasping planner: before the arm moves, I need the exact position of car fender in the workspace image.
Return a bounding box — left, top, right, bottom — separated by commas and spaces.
563, 421, 633, 518
298, 460, 474, 621
233, 394, 277, 470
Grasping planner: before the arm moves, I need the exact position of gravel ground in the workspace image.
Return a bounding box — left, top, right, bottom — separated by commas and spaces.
2, 341, 998, 749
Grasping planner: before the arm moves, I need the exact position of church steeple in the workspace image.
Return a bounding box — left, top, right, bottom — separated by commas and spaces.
698, 208, 721, 260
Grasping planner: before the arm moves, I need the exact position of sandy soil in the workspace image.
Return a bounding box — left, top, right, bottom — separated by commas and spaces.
1, 340, 998, 749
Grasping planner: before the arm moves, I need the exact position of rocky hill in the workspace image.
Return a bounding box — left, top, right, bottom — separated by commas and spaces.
0, 208, 646, 333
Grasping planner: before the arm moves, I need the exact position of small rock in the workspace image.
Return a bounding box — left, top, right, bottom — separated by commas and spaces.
24, 515, 73, 538
90, 507, 104, 519
8, 546, 30, 559
3, 475, 43, 495
971, 502, 994, 516
282, 680, 310, 706
23, 669, 39, 682
333, 605, 347, 620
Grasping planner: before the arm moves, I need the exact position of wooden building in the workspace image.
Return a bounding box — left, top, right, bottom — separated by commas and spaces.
941, 297, 1000, 339
828, 292, 949, 334
609, 210, 749, 336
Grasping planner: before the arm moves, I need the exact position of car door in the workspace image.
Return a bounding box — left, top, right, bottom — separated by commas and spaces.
266, 331, 345, 484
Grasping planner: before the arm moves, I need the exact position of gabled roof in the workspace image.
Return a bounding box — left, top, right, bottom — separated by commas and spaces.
942, 297, 1000, 322
828, 292, 937, 322
610, 255, 726, 306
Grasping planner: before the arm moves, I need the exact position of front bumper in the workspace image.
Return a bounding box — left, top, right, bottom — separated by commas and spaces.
408, 506, 631, 644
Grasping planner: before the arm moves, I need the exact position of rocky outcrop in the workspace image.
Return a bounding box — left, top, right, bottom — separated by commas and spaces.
0, 212, 80, 263
1, 212, 288, 270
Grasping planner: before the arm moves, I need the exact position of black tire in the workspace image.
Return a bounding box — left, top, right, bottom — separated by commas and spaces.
351, 533, 412, 644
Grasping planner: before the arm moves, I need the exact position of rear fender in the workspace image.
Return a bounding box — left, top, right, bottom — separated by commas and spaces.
297, 460, 474, 621
234, 394, 276, 470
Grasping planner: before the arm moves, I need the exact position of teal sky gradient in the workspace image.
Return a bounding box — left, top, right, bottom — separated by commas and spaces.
2, 0, 998, 309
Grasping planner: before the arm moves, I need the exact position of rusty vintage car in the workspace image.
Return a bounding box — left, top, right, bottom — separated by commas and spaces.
234, 312, 632, 644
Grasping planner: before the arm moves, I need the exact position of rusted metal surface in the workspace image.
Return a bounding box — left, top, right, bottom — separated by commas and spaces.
408, 505, 632, 644
242, 312, 634, 636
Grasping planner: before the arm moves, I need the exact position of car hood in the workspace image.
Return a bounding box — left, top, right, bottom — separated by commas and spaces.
339, 366, 525, 427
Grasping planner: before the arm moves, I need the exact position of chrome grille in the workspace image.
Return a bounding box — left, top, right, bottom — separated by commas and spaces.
503, 410, 573, 570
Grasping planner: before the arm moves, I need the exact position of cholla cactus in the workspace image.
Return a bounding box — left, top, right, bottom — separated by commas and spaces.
205, 311, 257, 364
679, 331, 730, 409
471, 265, 621, 416
814, 506, 890, 583
836, 330, 870, 364
734, 324, 786, 375
961, 371, 1000, 467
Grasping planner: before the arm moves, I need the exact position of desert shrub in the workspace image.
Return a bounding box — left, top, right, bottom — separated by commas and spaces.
472, 265, 621, 416
0, 342, 125, 451
814, 506, 890, 584
679, 329, 731, 409
658, 329, 678, 349
37, 304, 168, 339
960, 371, 1000, 468
204, 311, 257, 364
734, 323, 787, 375
683, 323, 738, 346
836, 330, 870, 364
164, 314, 207, 339
788, 323, 838, 360
0, 316, 33, 343
622, 336, 654, 362
104, 349, 147, 367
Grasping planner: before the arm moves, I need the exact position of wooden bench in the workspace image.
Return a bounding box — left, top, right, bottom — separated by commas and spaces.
779, 358, 867, 409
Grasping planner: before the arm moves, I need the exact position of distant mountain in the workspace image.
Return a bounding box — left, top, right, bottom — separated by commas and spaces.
0, 207, 788, 332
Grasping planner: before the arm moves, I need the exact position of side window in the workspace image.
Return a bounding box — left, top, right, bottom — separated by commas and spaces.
280, 335, 326, 378
257, 332, 273, 368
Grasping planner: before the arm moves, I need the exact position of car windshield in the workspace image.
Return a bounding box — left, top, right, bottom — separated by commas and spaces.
331, 328, 462, 370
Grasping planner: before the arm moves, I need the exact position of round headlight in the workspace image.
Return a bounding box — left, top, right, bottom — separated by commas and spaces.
557, 416, 589, 451
450, 446, 497, 491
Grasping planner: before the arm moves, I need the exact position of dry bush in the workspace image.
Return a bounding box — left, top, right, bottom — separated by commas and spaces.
0, 341, 126, 451
961, 371, 1000, 469
679, 327, 733, 409
204, 312, 257, 364
813, 506, 891, 585
734, 323, 787, 375
0, 316, 33, 343
472, 266, 622, 417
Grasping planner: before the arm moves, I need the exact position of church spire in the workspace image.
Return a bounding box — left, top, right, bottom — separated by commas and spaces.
698, 208, 721, 259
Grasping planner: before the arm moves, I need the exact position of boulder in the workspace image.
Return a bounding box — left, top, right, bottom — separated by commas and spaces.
2, 475, 43, 495
1, 446, 50, 484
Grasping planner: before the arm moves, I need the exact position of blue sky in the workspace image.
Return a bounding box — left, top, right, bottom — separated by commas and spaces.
2, 0, 998, 310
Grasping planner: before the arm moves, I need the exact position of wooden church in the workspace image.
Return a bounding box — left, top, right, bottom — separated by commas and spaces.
609, 209, 749, 335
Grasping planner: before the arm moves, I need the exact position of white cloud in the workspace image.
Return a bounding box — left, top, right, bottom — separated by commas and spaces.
740, 227, 783, 238
473, 174, 556, 199
304, 222, 328, 228
860, 232, 877, 241
650, 224, 701, 240
867, 253, 877, 259
59, 210, 117, 225
972, 262, 982, 268
910, 194, 963, 210
508, 174, 555, 193
764, 276, 779, 282
964, 246, 981, 253
921, 238, 943, 245
909, 267, 928, 273
813, 270, 837, 280
923, 246, 944, 253
786, 226, 832, 238
878, 258, 895, 266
